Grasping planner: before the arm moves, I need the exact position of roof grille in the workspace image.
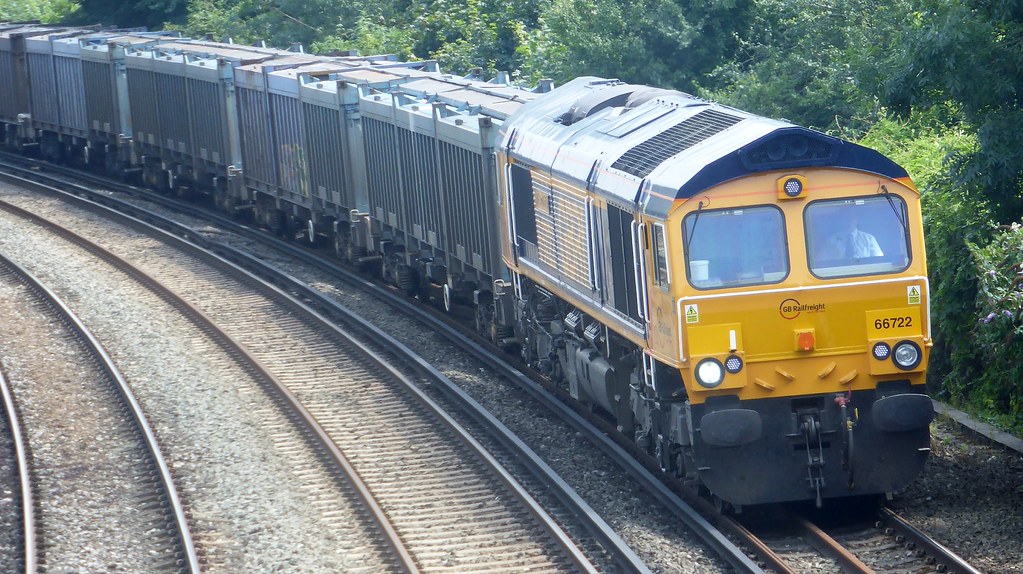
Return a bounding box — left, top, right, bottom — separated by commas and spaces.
611, 109, 742, 178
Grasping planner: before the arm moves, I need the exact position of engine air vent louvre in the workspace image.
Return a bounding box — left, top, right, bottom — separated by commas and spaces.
610, 109, 742, 178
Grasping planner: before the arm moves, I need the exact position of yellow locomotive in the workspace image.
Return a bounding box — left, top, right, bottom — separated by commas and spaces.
497, 78, 932, 507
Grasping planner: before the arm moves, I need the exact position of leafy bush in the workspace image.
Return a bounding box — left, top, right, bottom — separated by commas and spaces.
0, 0, 79, 22
967, 221, 1023, 433
922, 186, 992, 403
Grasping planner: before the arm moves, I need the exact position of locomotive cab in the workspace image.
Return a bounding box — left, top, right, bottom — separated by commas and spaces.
498, 78, 933, 507
659, 167, 933, 506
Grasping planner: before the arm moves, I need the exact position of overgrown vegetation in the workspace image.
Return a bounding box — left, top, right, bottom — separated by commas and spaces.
8, 0, 1023, 432
1, 0, 79, 22
969, 222, 1023, 434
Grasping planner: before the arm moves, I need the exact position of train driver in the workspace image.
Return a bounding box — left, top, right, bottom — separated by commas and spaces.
821, 214, 883, 260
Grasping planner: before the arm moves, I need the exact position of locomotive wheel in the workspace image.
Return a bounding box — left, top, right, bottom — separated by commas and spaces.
490, 323, 513, 345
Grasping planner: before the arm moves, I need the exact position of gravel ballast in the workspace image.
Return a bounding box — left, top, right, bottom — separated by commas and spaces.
0, 187, 385, 573
2, 179, 1022, 572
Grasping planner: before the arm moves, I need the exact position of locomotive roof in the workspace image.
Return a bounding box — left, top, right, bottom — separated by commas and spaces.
501, 77, 909, 218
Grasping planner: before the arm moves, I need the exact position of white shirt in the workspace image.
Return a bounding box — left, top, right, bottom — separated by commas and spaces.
829, 228, 883, 258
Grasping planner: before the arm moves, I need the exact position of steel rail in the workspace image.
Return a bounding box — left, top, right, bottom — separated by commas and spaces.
0, 173, 605, 572
0, 336, 36, 574
792, 513, 874, 574
0, 249, 201, 573
0, 195, 420, 573
879, 506, 985, 574
0, 156, 760, 573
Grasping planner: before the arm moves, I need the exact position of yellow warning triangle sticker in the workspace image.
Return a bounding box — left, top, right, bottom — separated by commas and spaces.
908, 286, 921, 304
685, 304, 699, 323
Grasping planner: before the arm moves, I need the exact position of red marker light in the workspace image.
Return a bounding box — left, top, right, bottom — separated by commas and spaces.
797, 331, 815, 351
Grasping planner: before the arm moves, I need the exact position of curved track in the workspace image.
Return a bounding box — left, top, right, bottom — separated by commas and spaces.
3, 151, 994, 574
2, 152, 765, 572
0, 251, 198, 573
14, 152, 766, 570
0, 353, 35, 573
0, 165, 623, 572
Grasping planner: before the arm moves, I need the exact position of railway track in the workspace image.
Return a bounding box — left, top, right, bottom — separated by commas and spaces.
0, 155, 995, 574
1, 150, 758, 573
729, 502, 985, 574
0, 252, 197, 572
0, 346, 34, 573
0, 165, 636, 572
2, 152, 758, 573
0, 196, 405, 571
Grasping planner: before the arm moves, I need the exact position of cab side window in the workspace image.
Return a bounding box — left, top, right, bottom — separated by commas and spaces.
652, 223, 670, 289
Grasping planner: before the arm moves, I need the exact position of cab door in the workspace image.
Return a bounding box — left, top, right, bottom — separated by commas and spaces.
643, 220, 680, 363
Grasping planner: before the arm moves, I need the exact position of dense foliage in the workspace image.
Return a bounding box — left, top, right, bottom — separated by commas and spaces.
1, 0, 79, 22
970, 222, 1023, 432
701, 0, 891, 137
9, 0, 1023, 431
874, 0, 1023, 431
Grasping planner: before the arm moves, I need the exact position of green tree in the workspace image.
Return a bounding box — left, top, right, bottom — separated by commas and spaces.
408, 0, 542, 77
182, 0, 368, 49
69, 0, 187, 29
1, 0, 79, 22
532, 0, 750, 91
312, 16, 415, 60
702, 0, 902, 136
875, 0, 1023, 221
969, 220, 1023, 432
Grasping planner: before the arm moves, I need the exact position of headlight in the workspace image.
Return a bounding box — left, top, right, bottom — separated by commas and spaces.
783, 177, 803, 197
892, 341, 922, 370
872, 342, 891, 360
724, 354, 744, 374
696, 358, 725, 388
